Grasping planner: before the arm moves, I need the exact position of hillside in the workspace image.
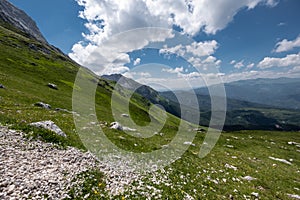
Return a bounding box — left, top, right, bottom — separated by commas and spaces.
161, 90, 300, 131
0, 1, 300, 199
0, 0, 46, 43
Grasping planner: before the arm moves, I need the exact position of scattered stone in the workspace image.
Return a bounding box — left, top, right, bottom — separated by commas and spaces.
287, 194, 300, 199
121, 113, 129, 118
123, 127, 137, 132
47, 83, 58, 90
225, 145, 234, 148
183, 141, 195, 146
30, 120, 67, 137
110, 122, 123, 131
55, 108, 71, 113
193, 128, 206, 133
0, 126, 99, 199
288, 141, 300, 145
251, 192, 259, 198
225, 163, 237, 171
242, 176, 257, 181
34, 102, 51, 109
269, 156, 292, 165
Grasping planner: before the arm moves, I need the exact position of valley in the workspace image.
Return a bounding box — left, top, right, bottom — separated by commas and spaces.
0, 1, 299, 199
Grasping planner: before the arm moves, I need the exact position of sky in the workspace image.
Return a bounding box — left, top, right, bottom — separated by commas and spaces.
9, 0, 300, 90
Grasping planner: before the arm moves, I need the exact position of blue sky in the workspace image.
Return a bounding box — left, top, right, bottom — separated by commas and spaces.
9, 0, 300, 90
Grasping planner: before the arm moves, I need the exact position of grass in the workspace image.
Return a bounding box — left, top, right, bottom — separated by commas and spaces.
0, 23, 299, 199
65, 170, 107, 200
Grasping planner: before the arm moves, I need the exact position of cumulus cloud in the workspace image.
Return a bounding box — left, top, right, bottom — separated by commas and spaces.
133, 58, 141, 66
123, 71, 152, 79
234, 60, 245, 69
159, 40, 218, 57
277, 22, 286, 26
159, 41, 221, 70
162, 67, 184, 74
246, 63, 255, 69
70, 0, 279, 75
230, 60, 236, 65
274, 35, 300, 53
289, 66, 300, 73
257, 52, 300, 69
69, 28, 173, 74
186, 40, 219, 57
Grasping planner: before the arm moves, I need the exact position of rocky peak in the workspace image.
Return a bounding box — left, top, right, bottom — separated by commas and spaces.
0, 0, 47, 43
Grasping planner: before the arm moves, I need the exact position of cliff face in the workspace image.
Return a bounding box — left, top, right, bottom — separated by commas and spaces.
0, 0, 47, 43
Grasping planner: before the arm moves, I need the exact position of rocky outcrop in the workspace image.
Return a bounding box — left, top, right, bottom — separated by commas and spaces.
30, 120, 67, 137
0, 0, 47, 43
34, 102, 51, 109
47, 83, 58, 90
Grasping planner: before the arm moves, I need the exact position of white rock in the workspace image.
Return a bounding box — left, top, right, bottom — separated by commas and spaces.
225, 163, 237, 171
110, 122, 123, 130
269, 156, 292, 165
251, 192, 259, 198
30, 120, 66, 137
183, 141, 195, 146
123, 127, 137, 132
287, 194, 300, 199
242, 176, 257, 181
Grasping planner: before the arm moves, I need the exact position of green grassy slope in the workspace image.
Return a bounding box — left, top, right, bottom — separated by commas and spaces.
0, 23, 299, 199
0, 23, 191, 151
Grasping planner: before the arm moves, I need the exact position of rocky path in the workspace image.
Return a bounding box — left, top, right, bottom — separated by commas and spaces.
0, 126, 99, 199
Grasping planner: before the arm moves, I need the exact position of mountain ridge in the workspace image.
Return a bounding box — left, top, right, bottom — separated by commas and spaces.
0, 0, 47, 43
194, 77, 300, 110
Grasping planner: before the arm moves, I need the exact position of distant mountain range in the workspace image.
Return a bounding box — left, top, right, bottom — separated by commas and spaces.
194, 77, 300, 110
103, 74, 300, 131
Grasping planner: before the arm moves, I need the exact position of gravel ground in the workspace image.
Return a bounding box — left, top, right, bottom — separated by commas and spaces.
0, 125, 172, 199
0, 126, 100, 199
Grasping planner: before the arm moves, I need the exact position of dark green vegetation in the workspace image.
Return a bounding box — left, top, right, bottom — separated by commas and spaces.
161, 90, 300, 131
0, 12, 299, 199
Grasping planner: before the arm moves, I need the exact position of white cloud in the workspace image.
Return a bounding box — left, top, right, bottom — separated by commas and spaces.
277, 22, 286, 26
234, 60, 245, 69
133, 58, 141, 66
257, 52, 300, 69
289, 66, 300, 73
159, 40, 221, 70
69, 28, 174, 75
186, 40, 218, 57
98, 66, 130, 75
135, 68, 299, 91
159, 40, 218, 57
70, 0, 279, 75
230, 60, 236, 65
274, 35, 300, 53
162, 67, 184, 74
123, 71, 152, 79
246, 63, 255, 69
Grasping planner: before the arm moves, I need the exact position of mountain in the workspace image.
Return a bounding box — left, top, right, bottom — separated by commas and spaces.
160, 88, 300, 131
0, 0, 46, 43
102, 74, 190, 120
102, 75, 300, 131
194, 77, 300, 110
102, 74, 161, 103
1, 2, 300, 199
0, 0, 194, 152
